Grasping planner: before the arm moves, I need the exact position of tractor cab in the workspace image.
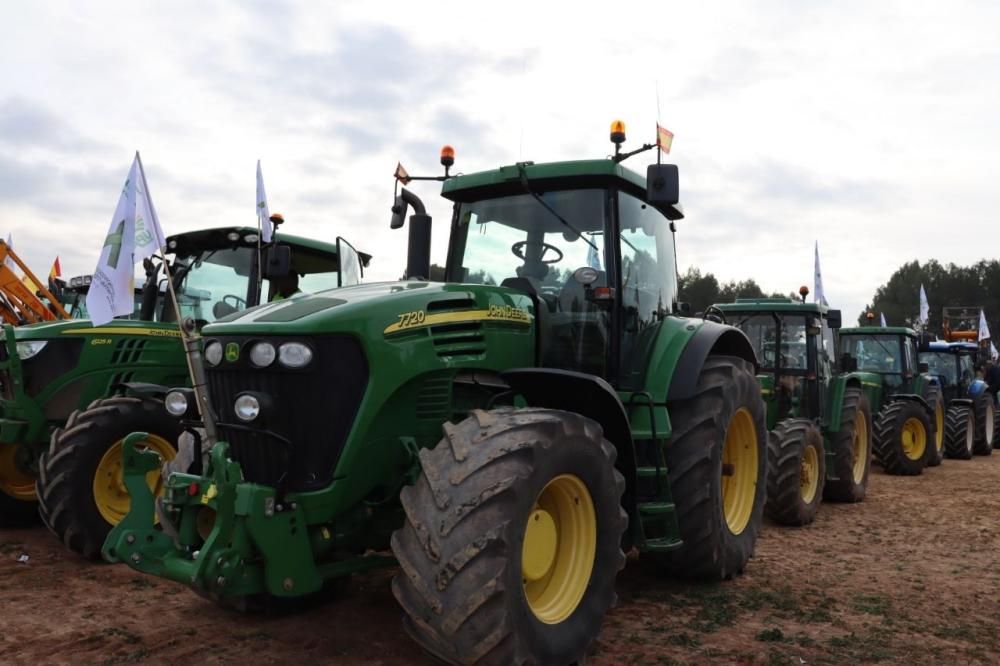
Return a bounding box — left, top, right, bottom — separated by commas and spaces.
715, 296, 841, 429
439, 159, 682, 383
918, 341, 978, 403
838, 326, 921, 392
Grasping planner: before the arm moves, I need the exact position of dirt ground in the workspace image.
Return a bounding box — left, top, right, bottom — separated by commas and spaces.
4, 454, 1000, 666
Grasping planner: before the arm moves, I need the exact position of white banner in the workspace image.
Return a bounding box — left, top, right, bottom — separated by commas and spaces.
980, 309, 991, 341
880, 312, 887, 327
919, 284, 929, 326
256, 160, 272, 243
86, 153, 167, 326
813, 241, 828, 306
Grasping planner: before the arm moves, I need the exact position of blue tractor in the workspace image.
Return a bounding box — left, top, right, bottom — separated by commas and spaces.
917, 341, 996, 458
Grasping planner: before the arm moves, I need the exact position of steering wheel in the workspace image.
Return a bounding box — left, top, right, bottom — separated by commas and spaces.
703, 305, 727, 324
511, 240, 563, 264
223, 294, 247, 310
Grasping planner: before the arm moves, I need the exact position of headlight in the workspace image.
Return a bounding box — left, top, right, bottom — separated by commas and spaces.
164, 390, 189, 416
278, 342, 313, 368
234, 394, 261, 422
250, 342, 276, 367
226, 231, 240, 242
16, 340, 48, 360
204, 341, 223, 366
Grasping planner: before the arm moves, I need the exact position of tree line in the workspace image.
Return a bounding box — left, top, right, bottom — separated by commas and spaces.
860, 259, 1000, 339
677, 267, 796, 314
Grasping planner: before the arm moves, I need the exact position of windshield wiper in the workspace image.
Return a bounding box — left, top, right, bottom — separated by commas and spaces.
517, 164, 598, 252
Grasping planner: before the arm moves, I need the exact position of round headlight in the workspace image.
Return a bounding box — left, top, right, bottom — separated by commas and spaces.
234, 394, 261, 422
16, 340, 48, 360
243, 233, 260, 244
278, 342, 313, 368
250, 342, 276, 367
204, 341, 223, 366
164, 390, 189, 416
226, 231, 240, 242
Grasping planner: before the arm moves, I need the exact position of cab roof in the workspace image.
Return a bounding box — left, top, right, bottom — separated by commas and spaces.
921, 341, 979, 353
440, 159, 684, 221
166, 226, 371, 267
715, 298, 827, 315
840, 326, 916, 337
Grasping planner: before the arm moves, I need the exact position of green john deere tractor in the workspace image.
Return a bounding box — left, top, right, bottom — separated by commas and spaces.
838, 324, 943, 475
0, 226, 366, 551
713, 293, 880, 526
104, 128, 768, 665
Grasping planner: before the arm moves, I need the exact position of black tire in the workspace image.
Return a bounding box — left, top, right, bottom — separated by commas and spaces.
993, 403, 1000, 450
972, 392, 995, 455
765, 419, 825, 526
391, 408, 627, 666
823, 387, 872, 503
944, 404, 974, 460
874, 400, 932, 476
653, 355, 767, 579
0, 442, 42, 527
37, 396, 182, 559
924, 386, 945, 467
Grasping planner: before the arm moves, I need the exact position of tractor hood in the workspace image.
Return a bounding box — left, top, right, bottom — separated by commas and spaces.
1, 318, 182, 343
203, 280, 534, 336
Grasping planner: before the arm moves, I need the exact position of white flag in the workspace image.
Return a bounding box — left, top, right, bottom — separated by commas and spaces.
991, 341, 998, 360
256, 160, 272, 243
86, 153, 167, 326
880, 312, 887, 327
918, 284, 929, 325
979, 309, 991, 341
813, 241, 828, 306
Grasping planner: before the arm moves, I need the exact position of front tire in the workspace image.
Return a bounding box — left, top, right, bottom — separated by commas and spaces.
654, 355, 767, 579
944, 404, 974, 460
874, 400, 931, 476
391, 408, 627, 666
0, 442, 41, 527
765, 419, 825, 526
972, 393, 995, 455
37, 396, 181, 559
823, 387, 872, 503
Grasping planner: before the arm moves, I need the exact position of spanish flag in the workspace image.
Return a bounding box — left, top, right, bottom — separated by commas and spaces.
656, 124, 674, 154
394, 162, 411, 185
49, 257, 61, 281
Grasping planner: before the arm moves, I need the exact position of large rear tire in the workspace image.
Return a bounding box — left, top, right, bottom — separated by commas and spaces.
765, 419, 824, 526
924, 386, 945, 467
653, 355, 767, 579
874, 400, 931, 476
37, 396, 181, 559
972, 392, 995, 455
391, 408, 627, 666
823, 387, 872, 503
944, 404, 974, 460
0, 442, 41, 527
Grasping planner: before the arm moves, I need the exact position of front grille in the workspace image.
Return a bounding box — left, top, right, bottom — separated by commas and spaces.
206, 335, 368, 492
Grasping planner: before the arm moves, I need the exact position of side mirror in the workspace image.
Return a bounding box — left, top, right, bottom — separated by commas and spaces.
390, 196, 409, 230
263, 244, 291, 279
840, 353, 858, 373
336, 237, 363, 287
826, 309, 842, 329
678, 302, 692, 315
918, 361, 930, 374
646, 164, 679, 206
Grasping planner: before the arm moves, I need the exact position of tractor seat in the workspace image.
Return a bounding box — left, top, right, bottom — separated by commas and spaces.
558, 269, 607, 313
212, 300, 239, 320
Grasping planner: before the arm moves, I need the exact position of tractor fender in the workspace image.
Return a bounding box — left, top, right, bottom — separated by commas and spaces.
500, 368, 638, 520
666, 320, 757, 402
949, 398, 973, 407
968, 380, 988, 397
885, 393, 932, 419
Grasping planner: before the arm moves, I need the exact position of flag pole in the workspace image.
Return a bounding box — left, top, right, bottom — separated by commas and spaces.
135, 153, 218, 447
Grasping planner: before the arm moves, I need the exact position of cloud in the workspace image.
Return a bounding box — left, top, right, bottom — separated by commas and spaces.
0, 97, 105, 153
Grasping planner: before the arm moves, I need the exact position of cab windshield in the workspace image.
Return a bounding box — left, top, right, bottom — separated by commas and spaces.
731, 313, 807, 371
840, 335, 901, 374
918, 352, 957, 385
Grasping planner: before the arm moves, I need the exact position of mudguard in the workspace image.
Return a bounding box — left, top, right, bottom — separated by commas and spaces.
666, 320, 757, 402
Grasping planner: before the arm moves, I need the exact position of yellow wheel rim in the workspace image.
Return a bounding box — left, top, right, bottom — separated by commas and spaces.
0, 443, 36, 502
721, 407, 758, 535
901, 417, 927, 461
522, 474, 596, 624
92, 435, 175, 526
852, 411, 868, 484
934, 403, 944, 454
800, 443, 819, 504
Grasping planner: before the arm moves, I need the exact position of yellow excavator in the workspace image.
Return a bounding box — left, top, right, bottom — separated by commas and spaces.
0, 239, 69, 325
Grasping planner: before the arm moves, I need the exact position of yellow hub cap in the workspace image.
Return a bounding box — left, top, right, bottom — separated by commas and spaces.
901, 418, 927, 461
93, 435, 175, 526
721, 407, 758, 535
852, 411, 868, 484
934, 403, 944, 453
799, 444, 819, 504
522, 474, 596, 624
0, 443, 36, 502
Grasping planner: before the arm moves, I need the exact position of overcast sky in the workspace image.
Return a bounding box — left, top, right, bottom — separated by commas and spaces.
3, 1, 998, 321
